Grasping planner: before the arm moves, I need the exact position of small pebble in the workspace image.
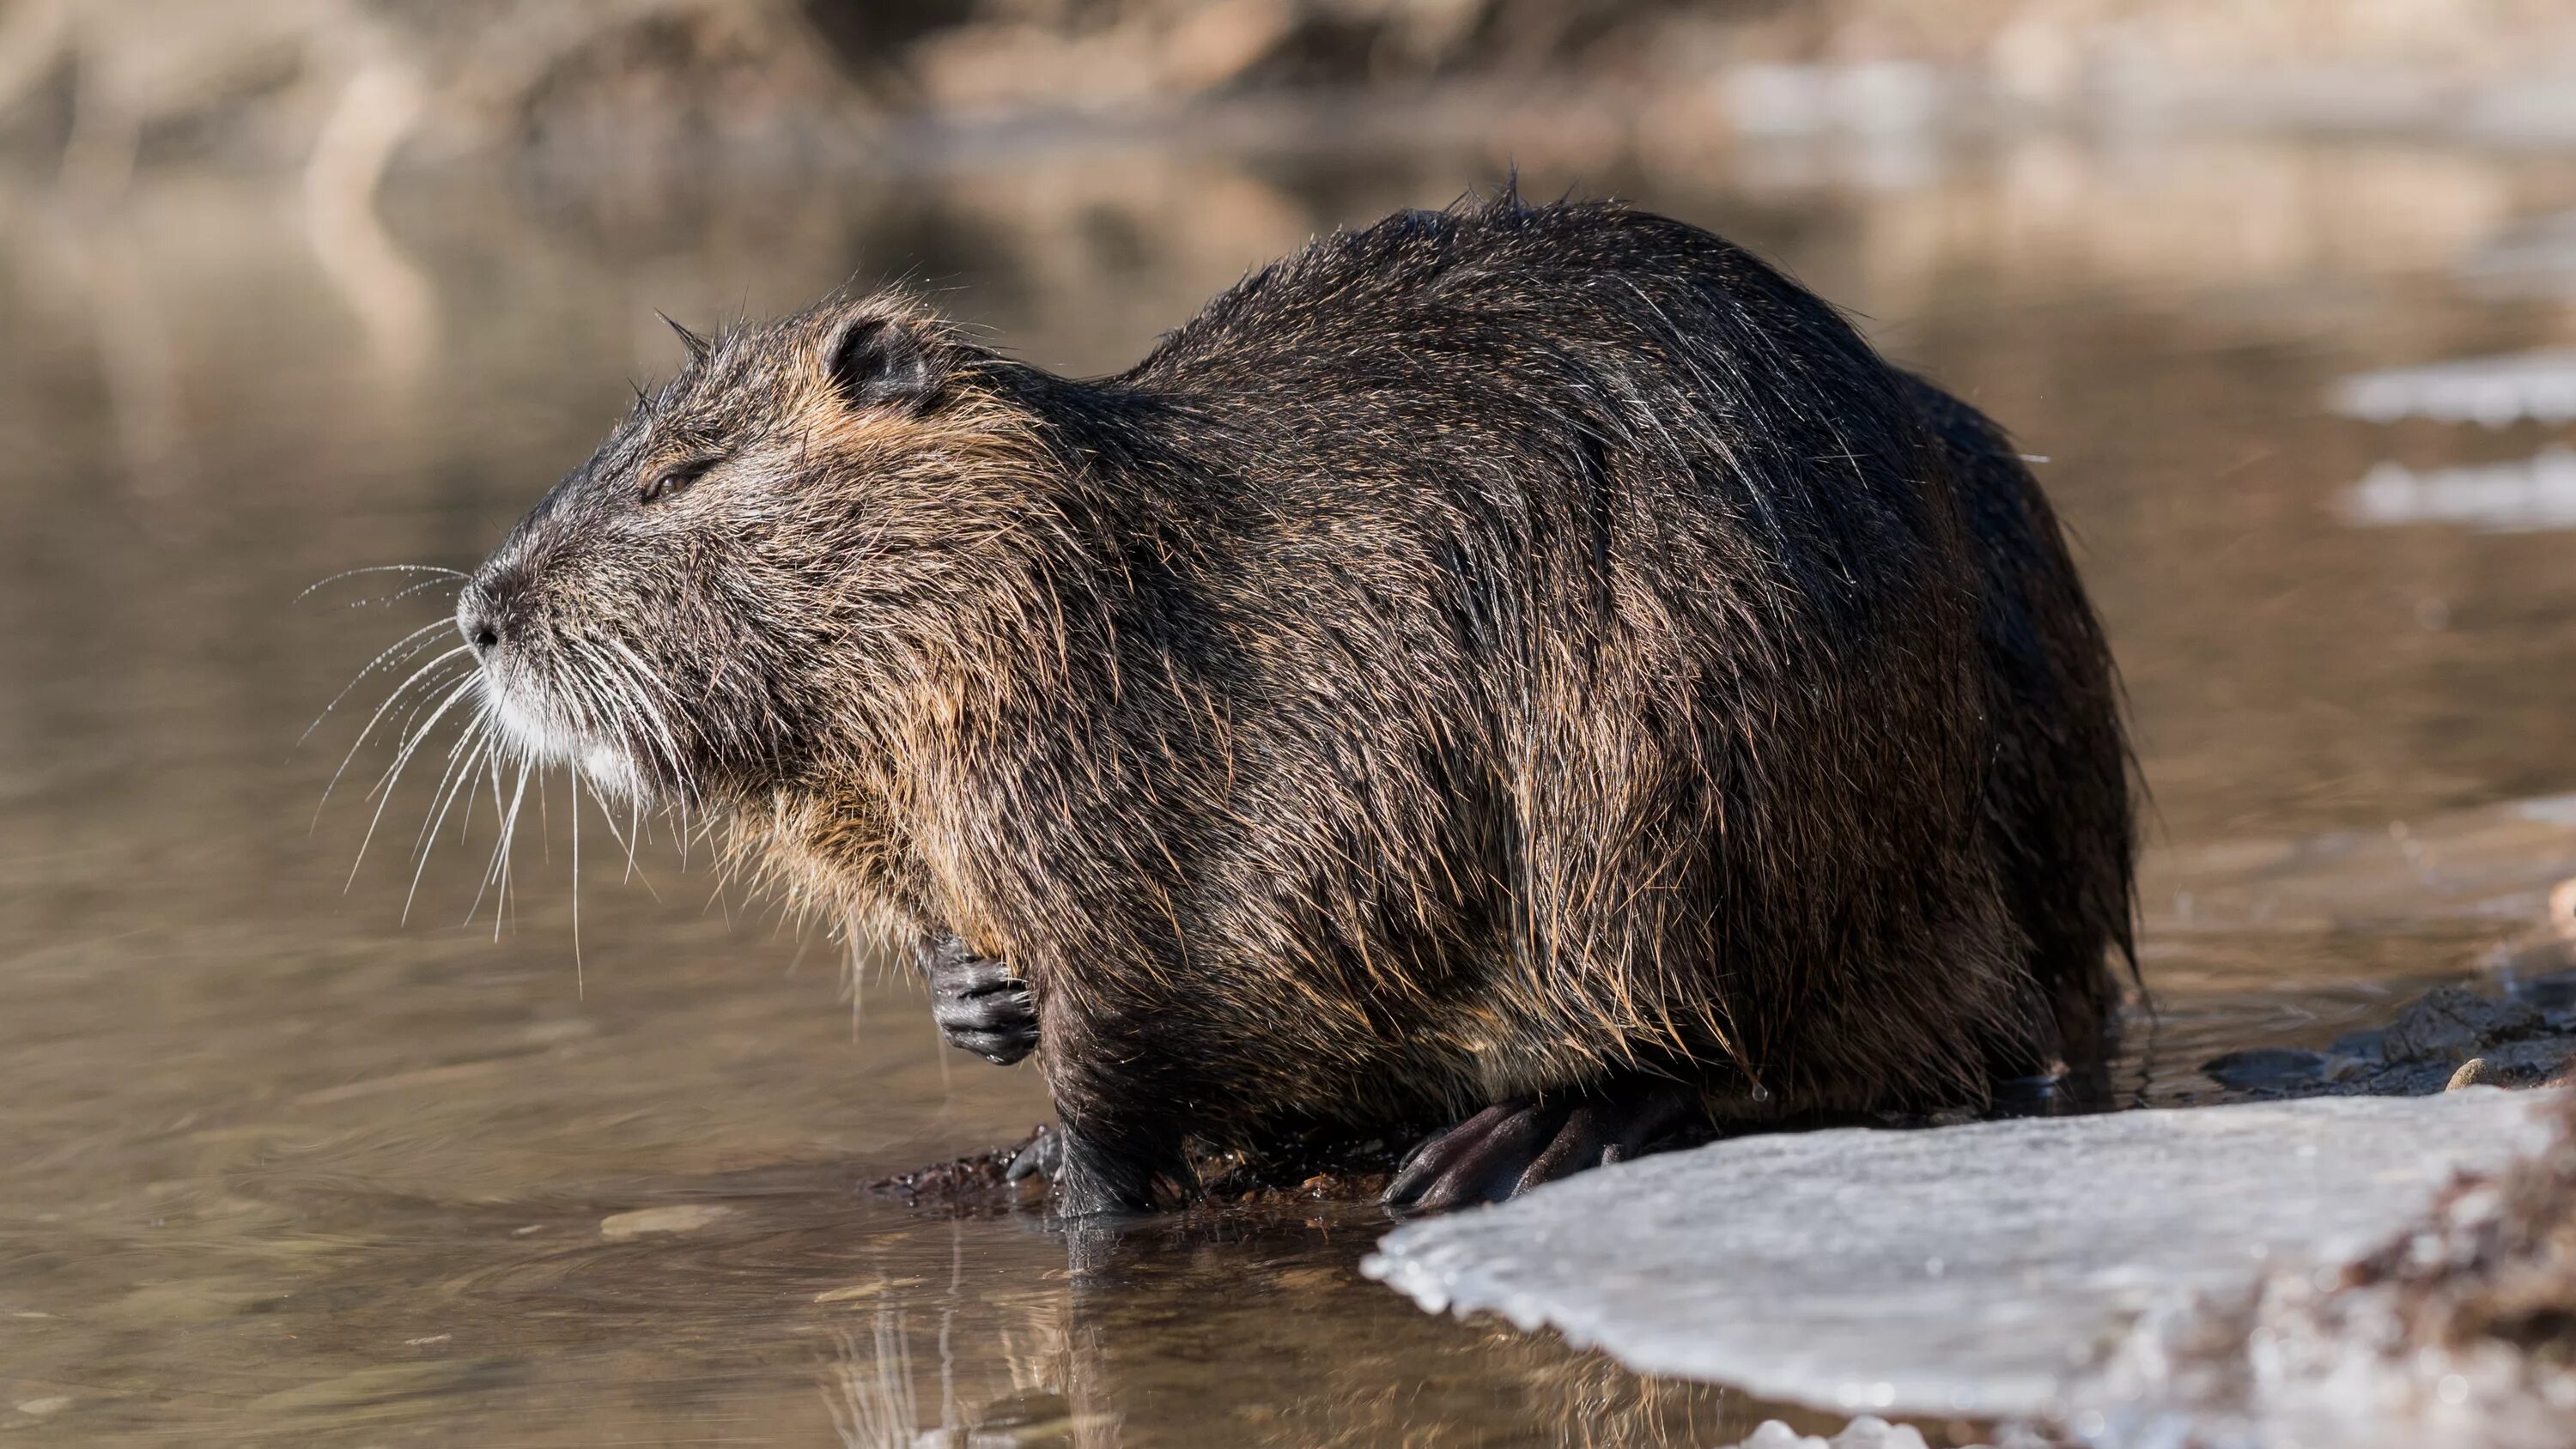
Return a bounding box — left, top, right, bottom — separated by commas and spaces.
2446, 1058, 2498, 1090
598, 1203, 732, 1240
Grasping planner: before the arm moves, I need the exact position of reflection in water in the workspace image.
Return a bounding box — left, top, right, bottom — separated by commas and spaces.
8, 133, 2576, 1441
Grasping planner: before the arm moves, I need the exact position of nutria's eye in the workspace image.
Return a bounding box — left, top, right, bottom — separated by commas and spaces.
640, 457, 714, 505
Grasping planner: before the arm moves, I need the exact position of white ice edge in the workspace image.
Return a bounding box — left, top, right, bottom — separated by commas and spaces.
1360, 1092, 2561, 1429
2331, 348, 2576, 426
2342, 446, 2576, 532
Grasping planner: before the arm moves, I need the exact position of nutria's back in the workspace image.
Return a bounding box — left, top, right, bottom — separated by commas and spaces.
459, 192, 2134, 1215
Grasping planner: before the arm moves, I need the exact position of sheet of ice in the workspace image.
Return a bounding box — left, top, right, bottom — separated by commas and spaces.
2330, 349, 2576, 426
1361, 1092, 2558, 1431
2342, 447, 2576, 532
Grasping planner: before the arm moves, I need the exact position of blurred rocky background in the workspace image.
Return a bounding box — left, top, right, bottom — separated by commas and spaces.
12, 0, 2576, 191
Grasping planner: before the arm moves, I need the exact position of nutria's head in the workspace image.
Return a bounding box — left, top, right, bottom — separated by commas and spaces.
456, 295, 1054, 809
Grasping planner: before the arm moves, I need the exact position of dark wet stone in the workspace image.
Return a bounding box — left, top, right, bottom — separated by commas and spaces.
2379, 985, 2546, 1064
2327, 1027, 2389, 1061
2202, 1046, 2330, 1090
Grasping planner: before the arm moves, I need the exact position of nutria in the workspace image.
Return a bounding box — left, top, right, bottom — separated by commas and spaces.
454, 191, 2135, 1216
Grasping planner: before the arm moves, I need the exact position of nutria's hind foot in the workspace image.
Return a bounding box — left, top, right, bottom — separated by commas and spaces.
1004, 1125, 1061, 1182
919, 935, 1037, 1065
1041, 1119, 1184, 1218
1385, 1077, 1698, 1213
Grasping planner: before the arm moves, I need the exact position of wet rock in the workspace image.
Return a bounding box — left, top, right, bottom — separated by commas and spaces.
596, 1203, 732, 1240
2202, 1046, 2330, 1090
1363, 1092, 2561, 1432
2380, 985, 2544, 1064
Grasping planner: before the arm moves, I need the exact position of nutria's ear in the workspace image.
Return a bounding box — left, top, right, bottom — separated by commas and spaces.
826, 314, 940, 413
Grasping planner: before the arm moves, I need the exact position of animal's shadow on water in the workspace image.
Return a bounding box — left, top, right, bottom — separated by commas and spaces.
221, 1154, 1818, 1446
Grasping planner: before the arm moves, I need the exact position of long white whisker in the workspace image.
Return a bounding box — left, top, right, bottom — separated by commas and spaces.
410, 709, 485, 865
506, 760, 532, 938
406, 718, 491, 924
295, 563, 465, 603
345, 576, 465, 610
465, 751, 509, 926
484, 760, 532, 942
316, 644, 473, 819
580, 783, 664, 904
600, 638, 688, 793
571, 768, 584, 999
301, 621, 454, 749
346, 671, 481, 888
362, 670, 475, 807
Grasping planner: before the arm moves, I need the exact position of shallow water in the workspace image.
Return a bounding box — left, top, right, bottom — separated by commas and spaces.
8, 135, 2576, 1443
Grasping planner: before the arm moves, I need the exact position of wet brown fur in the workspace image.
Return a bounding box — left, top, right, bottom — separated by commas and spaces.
461, 192, 2136, 1212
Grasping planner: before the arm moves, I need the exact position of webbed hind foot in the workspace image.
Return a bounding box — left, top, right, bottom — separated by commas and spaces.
1385, 1077, 1698, 1212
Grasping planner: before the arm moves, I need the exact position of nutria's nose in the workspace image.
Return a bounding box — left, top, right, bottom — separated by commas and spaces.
458, 567, 519, 656
458, 592, 501, 655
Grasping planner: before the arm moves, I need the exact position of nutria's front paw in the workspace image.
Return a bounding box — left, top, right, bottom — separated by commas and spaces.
919, 936, 1036, 1065
1384, 1079, 1695, 1212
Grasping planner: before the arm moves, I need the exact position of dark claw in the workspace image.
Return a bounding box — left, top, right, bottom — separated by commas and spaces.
1384, 1080, 1693, 1213
917, 935, 1038, 1065
1005, 1126, 1062, 1182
